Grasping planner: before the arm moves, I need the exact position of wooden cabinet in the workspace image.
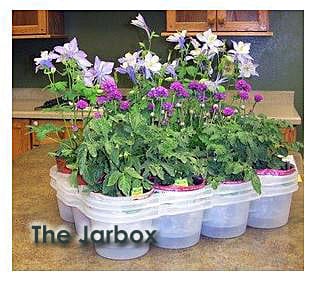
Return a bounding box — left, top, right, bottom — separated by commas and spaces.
12, 10, 65, 39
164, 10, 272, 36
12, 119, 31, 160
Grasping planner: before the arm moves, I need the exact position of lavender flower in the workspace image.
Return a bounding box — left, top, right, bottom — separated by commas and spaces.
101, 78, 118, 94
188, 81, 207, 93
166, 30, 187, 49
170, 81, 189, 98
83, 56, 114, 87
71, 125, 79, 132
235, 79, 252, 92
214, 92, 226, 101
96, 96, 108, 105
147, 103, 155, 111
76, 99, 89, 110
112, 89, 123, 101
147, 86, 169, 99
222, 107, 235, 117
239, 91, 249, 101
34, 51, 58, 73
119, 100, 130, 111
254, 93, 264, 103
197, 94, 207, 102
162, 102, 174, 111
131, 14, 151, 39
54, 38, 92, 69
94, 112, 102, 119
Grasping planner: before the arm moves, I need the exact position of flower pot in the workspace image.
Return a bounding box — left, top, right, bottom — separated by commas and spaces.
202, 201, 250, 238
153, 182, 205, 249
56, 198, 74, 223
247, 167, 298, 229
72, 207, 91, 239
56, 157, 72, 174
77, 174, 87, 186
201, 181, 252, 238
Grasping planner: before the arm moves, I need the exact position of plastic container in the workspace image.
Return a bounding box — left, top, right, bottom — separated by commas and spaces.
57, 198, 74, 223
202, 201, 250, 238
247, 168, 298, 229
72, 207, 91, 238
91, 219, 152, 260
153, 210, 203, 249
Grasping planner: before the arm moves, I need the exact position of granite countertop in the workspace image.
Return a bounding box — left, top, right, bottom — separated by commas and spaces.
13, 145, 304, 270
12, 88, 302, 125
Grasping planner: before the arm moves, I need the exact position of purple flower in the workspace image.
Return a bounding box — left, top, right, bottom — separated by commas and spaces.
96, 96, 108, 105
188, 81, 207, 93
222, 107, 235, 117
34, 51, 58, 73
112, 89, 123, 101
71, 125, 79, 132
94, 112, 102, 119
165, 60, 178, 78
54, 38, 92, 69
197, 94, 207, 102
239, 91, 249, 101
147, 103, 155, 111
170, 81, 189, 98
214, 92, 226, 101
254, 93, 264, 103
101, 78, 117, 94
76, 99, 89, 110
162, 102, 174, 111
119, 100, 130, 111
147, 86, 169, 99
161, 118, 169, 125
235, 79, 252, 92
83, 56, 114, 87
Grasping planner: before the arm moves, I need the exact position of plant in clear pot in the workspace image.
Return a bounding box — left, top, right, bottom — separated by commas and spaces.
236, 111, 303, 229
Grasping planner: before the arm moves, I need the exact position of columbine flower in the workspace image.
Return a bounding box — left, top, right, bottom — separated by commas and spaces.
143, 52, 162, 78
235, 79, 252, 92
196, 29, 223, 53
205, 75, 228, 93
254, 93, 264, 103
214, 93, 226, 101
83, 56, 114, 87
229, 41, 253, 62
166, 30, 187, 49
131, 13, 151, 39
116, 52, 140, 83
164, 60, 178, 78
222, 107, 235, 117
94, 112, 102, 119
71, 125, 79, 132
188, 81, 207, 93
54, 38, 92, 69
76, 99, 89, 110
239, 60, 259, 78
239, 91, 249, 101
119, 100, 130, 111
34, 51, 58, 73
170, 81, 189, 98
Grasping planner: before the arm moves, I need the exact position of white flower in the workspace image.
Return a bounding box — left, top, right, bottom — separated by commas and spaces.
34, 51, 58, 73
196, 29, 223, 50
144, 52, 161, 73
204, 75, 228, 92
166, 30, 187, 49
229, 41, 253, 62
120, 52, 139, 69
239, 60, 259, 78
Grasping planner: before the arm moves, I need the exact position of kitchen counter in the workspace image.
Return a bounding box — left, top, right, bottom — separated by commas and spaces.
12, 88, 302, 125
13, 145, 304, 270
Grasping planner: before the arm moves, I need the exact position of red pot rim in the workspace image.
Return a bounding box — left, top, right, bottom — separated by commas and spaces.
154, 180, 206, 192
256, 167, 296, 176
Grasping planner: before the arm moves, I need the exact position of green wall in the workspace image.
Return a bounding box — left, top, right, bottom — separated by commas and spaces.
12, 10, 304, 142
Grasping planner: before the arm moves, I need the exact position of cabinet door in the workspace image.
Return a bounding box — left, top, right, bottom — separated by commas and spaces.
12, 119, 31, 160
12, 10, 47, 35
167, 10, 216, 31
217, 10, 269, 32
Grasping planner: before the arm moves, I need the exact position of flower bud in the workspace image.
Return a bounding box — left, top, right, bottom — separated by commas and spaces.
240, 104, 245, 110
161, 110, 165, 114
150, 112, 155, 117
176, 102, 182, 108
179, 121, 185, 126
189, 109, 194, 114
200, 103, 205, 108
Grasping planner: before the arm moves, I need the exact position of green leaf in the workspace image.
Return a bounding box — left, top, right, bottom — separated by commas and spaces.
107, 170, 123, 187
161, 162, 175, 177
124, 167, 143, 180
118, 175, 131, 196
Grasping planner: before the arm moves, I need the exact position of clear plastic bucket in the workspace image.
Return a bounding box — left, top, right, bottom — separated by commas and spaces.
57, 198, 74, 223
201, 201, 250, 238
72, 207, 91, 239
248, 193, 293, 228
153, 210, 203, 249
91, 219, 152, 260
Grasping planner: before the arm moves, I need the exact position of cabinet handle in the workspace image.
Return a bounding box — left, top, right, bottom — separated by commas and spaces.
218, 13, 225, 25
208, 18, 215, 26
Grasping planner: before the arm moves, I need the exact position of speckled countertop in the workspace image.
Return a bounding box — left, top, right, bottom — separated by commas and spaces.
13, 145, 304, 270
12, 88, 302, 125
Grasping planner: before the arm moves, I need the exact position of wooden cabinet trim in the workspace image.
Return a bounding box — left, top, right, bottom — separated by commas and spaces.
12, 10, 47, 35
